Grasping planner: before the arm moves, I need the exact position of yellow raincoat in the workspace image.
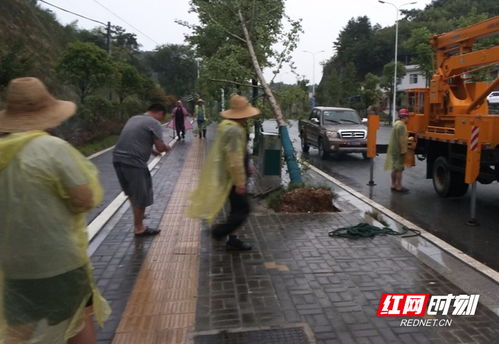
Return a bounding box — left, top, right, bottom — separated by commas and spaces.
0, 131, 110, 342
186, 120, 246, 223
384, 120, 408, 171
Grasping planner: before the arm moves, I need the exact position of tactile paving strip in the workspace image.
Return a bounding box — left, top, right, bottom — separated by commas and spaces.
112, 139, 205, 344
193, 327, 312, 344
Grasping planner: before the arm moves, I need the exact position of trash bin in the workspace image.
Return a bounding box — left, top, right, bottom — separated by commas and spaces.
259, 132, 281, 176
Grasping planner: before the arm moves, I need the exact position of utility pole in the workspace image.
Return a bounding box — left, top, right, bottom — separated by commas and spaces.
221, 88, 225, 111
303, 50, 325, 107
378, 1, 416, 125
106, 21, 112, 56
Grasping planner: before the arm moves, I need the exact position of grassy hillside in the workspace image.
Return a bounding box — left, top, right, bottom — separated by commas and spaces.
0, 0, 73, 93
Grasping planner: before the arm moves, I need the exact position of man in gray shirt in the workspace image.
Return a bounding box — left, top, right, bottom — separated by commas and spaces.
113, 103, 171, 236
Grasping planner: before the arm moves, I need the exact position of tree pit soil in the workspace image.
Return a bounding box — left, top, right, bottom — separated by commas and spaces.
276, 187, 338, 213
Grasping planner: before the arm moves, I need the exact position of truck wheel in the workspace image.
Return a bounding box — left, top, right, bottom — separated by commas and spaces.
301, 133, 310, 153
432, 156, 469, 197
318, 139, 327, 160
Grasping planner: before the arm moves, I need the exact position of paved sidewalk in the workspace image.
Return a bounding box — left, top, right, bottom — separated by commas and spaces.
91, 138, 194, 343
89, 128, 499, 343
112, 135, 204, 343
194, 198, 499, 343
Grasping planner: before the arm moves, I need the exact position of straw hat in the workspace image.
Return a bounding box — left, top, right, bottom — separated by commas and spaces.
197, 98, 204, 103
0, 77, 76, 133
221, 95, 260, 119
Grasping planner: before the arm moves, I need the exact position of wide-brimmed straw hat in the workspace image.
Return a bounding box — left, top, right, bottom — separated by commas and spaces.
197, 98, 204, 103
221, 95, 260, 119
0, 77, 76, 133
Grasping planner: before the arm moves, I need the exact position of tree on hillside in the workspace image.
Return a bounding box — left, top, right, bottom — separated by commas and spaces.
316, 58, 341, 106
334, 16, 391, 80
75, 27, 107, 50
186, 0, 304, 184
0, 38, 33, 92
273, 82, 311, 119
316, 0, 498, 118
360, 73, 383, 116
113, 62, 144, 116
402, 27, 433, 84
316, 59, 361, 108
381, 61, 406, 120
111, 25, 143, 66
56, 42, 113, 103
147, 44, 197, 97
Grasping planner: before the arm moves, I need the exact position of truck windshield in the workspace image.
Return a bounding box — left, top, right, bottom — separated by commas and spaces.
323, 110, 360, 124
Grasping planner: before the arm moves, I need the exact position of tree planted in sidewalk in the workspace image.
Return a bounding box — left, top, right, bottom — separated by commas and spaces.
184, 0, 304, 184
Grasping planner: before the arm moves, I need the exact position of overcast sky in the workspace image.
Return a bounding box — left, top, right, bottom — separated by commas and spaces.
38, 0, 433, 85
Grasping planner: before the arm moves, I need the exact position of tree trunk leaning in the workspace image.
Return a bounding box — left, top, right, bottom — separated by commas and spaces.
238, 10, 303, 185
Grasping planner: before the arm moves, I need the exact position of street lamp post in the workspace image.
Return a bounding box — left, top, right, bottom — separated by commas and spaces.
378, 1, 416, 125
303, 50, 325, 98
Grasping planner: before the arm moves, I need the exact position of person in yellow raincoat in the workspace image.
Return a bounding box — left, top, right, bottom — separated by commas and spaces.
384, 108, 410, 193
0, 78, 110, 343
187, 95, 260, 250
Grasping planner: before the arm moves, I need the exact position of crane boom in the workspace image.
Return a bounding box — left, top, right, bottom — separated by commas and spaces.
432, 15, 499, 51
404, 16, 499, 197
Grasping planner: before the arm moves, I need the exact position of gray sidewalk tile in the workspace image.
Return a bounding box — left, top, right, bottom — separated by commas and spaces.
195, 203, 499, 343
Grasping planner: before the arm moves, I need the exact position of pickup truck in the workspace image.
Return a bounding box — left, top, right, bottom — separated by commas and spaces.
299, 106, 367, 159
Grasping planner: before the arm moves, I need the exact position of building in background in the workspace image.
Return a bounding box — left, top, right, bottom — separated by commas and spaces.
380, 64, 427, 116
398, 64, 428, 91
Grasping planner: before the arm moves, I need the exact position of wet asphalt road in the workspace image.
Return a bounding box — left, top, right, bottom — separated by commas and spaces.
264, 120, 499, 272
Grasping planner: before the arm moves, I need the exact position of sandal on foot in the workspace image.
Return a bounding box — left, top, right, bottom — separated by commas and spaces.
392, 187, 409, 193
135, 227, 160, 236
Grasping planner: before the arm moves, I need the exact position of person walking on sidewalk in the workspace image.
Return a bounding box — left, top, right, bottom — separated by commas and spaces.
113, 103, 171, 236
0, 77, 110, 343
187, 95, 260, 250
385, 108, 410, 193
171, 100, 189, 140
194, 98, 207, 139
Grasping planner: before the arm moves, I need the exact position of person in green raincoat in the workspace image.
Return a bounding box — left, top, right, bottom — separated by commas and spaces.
0, 78, 110, 343
194, 98, 208, 139
187, 95, 260, 250
385, 108, 410, 193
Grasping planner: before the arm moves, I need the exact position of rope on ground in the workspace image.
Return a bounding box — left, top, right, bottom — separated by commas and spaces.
328, 223, 421, 239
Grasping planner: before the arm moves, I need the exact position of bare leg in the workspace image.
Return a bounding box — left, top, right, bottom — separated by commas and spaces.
132, 204, 146, 234
394, 170, 403, 190
68, 307, 96, 344
5, 323, 35, 343
391, 170, 397, 189
398, 170, 404, 189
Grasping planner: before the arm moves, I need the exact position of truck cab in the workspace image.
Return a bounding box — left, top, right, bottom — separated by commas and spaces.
299, 106, 367, 159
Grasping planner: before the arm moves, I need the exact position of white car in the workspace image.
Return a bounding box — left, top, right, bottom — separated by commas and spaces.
487, 91, 499, 105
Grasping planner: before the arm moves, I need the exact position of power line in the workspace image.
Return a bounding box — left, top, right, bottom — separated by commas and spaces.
38, 0, 106, 26
91, 0, 161, 46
